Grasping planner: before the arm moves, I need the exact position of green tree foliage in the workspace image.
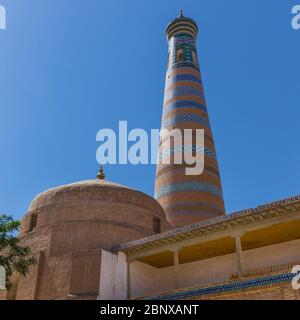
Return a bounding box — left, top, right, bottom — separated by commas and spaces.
0, 214, 36, 290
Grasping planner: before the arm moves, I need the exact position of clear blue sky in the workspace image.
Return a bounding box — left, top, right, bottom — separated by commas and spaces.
1, 0, 299, 221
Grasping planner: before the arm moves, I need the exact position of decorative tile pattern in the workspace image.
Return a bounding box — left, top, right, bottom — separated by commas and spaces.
168, 61, 199, 71
162, 113, 210, 129
155, 182, 223, 200
144, 272, 296, 300
159, 132, 216, 148
163, 101, 207, 115
166, 74, 202, 85
168, 34, 196, 67
156, 165, 220, 180
159, 145, 216, 161
175, 36, 195, 46
164, 86, 204, 101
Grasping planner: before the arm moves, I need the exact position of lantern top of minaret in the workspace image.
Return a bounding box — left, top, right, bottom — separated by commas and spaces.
166, 10, 198, 40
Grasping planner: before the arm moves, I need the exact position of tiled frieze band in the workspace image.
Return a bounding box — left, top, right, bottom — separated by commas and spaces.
159, 131, 215, 147
164, 86, 204, 101
165, 82, 203, 96
145, 272, 295, 300
163, 101, 207, 115
164, 95, 205, 108
168, 61, 199, 72
174, 35, 195, 45
155, 182, 223, 200
159, 145, 216, 162
166, 74, 202, 86
167, 66, 202, 77
156, 164, 221, 180
162, 113, 210, 129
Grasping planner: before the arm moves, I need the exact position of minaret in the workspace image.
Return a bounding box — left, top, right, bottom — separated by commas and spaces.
154, 11, 225, 228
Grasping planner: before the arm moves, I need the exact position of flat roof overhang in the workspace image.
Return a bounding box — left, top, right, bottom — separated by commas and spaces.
118, 196, 300, 268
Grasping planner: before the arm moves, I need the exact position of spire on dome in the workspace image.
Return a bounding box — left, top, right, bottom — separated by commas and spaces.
179, 9, 184, 18
97, 165, 106, 180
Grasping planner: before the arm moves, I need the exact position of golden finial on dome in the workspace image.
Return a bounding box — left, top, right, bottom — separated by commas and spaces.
97, 165, 106, 180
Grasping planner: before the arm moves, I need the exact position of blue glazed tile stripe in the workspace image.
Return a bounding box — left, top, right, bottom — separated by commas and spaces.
163, 101, 207, 114
145, 272, 295, 300
156, 166, 220, 180
168, 62, 199, 71
166, 74, 202, 85
162, 113, 210, 129
159, 145, 216, 161
164, 86, 204, 100
155, 182, 223, 200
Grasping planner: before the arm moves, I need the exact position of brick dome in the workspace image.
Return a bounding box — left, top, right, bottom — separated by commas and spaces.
28, 179, 159, 212
21, 179, 169, 241
15, 178, 169, 299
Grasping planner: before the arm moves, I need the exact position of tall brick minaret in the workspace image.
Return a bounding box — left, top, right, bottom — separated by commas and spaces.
154, 11, 225, 228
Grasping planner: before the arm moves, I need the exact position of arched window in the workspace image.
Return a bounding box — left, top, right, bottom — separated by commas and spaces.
167, 52, 171, 68
176, 49, 184, 62
28, 213, 38, 232
153, 217, 161, 234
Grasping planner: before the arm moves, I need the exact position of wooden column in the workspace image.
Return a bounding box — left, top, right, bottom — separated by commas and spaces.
126, 260, 131, 299
172, 248, 180, 289
235, 236, 244, 277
